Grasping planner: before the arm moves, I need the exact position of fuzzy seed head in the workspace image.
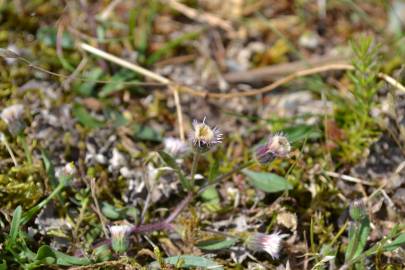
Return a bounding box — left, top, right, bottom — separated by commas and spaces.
164, 137, 190, 157
247, 232, 288, 259
189, 117, 222, 153
255, 133, 291, 164
1, 104, 25, 135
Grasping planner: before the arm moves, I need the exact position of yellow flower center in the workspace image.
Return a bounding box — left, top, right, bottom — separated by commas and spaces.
195, 124, 214, 142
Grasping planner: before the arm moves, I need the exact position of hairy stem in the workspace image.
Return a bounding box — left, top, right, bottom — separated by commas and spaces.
189, 152, 200, 189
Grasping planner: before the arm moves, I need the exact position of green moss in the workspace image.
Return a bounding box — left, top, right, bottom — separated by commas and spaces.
0, 164, 44, 210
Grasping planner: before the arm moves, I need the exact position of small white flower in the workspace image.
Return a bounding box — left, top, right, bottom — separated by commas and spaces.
189, 117, 222, 152
1, 104, 25, 135
109, 224, 132, 254
164, 137, 190, 157
110, 224, 132, 238
1, 104, 24, 125
247, 231, 288, 259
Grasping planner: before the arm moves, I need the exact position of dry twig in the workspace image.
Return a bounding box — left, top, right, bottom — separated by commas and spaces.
162, 0, 235, 33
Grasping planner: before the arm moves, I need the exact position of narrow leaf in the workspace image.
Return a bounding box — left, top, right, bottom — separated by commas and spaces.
383, 233, 405, 252
72, 103, 105, 129
243, 169, 292, 193
8, 206, 22, 246
54, 250, 91, 266
163, 255, 223, 269
196, 238, 237, 251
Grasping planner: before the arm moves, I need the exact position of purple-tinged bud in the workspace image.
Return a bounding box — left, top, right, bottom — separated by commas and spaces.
247, 231, 288, 259
255, 133, 291, 164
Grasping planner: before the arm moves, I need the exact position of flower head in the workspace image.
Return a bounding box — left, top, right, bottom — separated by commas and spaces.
109, 224, 132, 254
189, 117, 222, 153
164, 137, 190, 157
247, 231, 288, 259
255, 133, 291, 164
349, 199, 367, 221
1, 104, 25, 135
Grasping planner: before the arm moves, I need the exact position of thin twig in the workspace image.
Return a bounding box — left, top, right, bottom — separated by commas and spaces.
221, 54, 349, 84
80, 43, 186, 141
0, 133, 18, 167
62, 56, 88, 90
79, 43, 170, 84
378, 72, 405, 92
162, 0, 234, 33
171, 85, 185, 141
98, 0, 122, 20
179, 64, 355, 99
90, 178, 109, 237
324, 171, 374, 186
165, 191, 193, 223
6, 47, 405, 100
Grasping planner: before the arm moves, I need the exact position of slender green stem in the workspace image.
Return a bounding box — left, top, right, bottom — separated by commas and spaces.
1, 133, 18, 166
189, 152, 200, 190
18, 134, 32, 165
21, 176, 69, 225
198, 159, 256, 195
330, 221, 348, 246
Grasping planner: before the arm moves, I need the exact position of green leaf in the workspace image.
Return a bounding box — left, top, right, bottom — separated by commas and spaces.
146, 30, 201, 65
54, 250, 91, 266
132, 123, 162, 142
345, 218, 371, 262
200, 186, 220, 202
35, 245, 56, 264
243, 169, 292, 193
74, 68, 104, 96
159, 255, 223, 269
8, 206, 22, 247
280, 124, 322, 143
72, 103, 105, 129
159, 151, 189, 190
101, 202, 122, 220
0, 260, 6, 270
208, 159, 220, 182
93, 244, 112, 262
41, 150, 57, 189
104, 108, 129, 128
37, 27, 74, 49
98, 70, 137, 97
196, 237, 237, 251
383, 233, 405, 252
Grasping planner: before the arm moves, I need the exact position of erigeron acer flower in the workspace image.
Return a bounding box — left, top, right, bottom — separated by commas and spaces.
189, 117, 222, 152
164, 137, 190, 157
247, 231, 288, 259
255, 133, 291, 164
109, 224, 132, 254
1, 104, 25, 135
